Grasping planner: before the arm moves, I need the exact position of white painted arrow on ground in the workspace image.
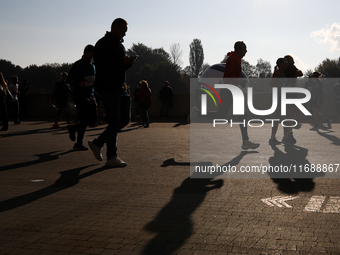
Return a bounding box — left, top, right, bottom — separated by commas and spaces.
261, 196, 299, 208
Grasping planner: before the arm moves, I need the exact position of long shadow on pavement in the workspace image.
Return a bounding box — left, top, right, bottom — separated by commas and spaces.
0, 126, 60, 138
143, 152, 255, 254
0, 164, 104, 212
0, 150, 75, 172
268, 145, 325, 194
142, 169, 223, 255
316, 130, 340, 146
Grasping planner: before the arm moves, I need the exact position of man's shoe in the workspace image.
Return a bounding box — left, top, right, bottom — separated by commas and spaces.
88, 140, 103, 161
327, 119, 332, 129
282, 137, 293, 146
269, 138, 281, 145
105, 157, 127, 168
67, 124, 76, 141
52, 123, 60, 129
73, 143, 88, 151
310, 125, 318, 131
242, 140, 260, 150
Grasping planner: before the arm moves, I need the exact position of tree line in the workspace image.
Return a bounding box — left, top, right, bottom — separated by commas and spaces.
1, 39, 340, 94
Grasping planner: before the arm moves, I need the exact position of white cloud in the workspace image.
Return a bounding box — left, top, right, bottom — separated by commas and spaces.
311, 22, 340, 51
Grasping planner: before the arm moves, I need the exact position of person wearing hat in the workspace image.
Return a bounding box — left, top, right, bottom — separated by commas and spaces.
308, 71, 332, 131
67, 44, 97, 150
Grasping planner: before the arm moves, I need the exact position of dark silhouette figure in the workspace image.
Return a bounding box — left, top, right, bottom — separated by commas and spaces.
51, 72, 71, 128
19, 79, 29, 117
7, 75, 21, 124
159, 81, 173, 117
222, 41, 259, 150
67, 45, 97, 151
0, 72, 9, 131
89, 18, 136, 167
138, 80, 152, 128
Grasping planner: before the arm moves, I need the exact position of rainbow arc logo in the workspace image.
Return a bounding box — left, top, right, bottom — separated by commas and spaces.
198, 82, 222, 115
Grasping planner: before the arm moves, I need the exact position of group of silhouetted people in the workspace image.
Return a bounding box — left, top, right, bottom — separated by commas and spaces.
1, 22, 338, 168
198, 41, 336, 151
270, 55, 332, 146
0, 73, 29, 131
44, 17, 177, 168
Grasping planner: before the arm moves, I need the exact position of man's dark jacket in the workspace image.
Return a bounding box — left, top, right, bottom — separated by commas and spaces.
94, 32, 131, 93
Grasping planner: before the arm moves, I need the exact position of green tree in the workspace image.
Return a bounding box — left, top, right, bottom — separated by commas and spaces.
181, 66, 193, 79
126, 43, 189, 93
304, 69, 314, 78
241, 60, 257, 77
315, 58, 340, 77
200, 63, 210, 75
169, 43, 183, 70
0, 59, 73, 94
255, 59, 272, 78
0, 59, 23, 82
189, 39, 204, 77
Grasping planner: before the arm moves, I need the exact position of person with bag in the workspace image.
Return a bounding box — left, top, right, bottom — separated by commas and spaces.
0, 72, 9, 131
138, 80, 152, 128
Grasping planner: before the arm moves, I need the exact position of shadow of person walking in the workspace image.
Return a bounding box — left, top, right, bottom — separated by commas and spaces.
142, 169, 223, 255
316, 130, 340, 146
143, 151, 257, 254
268, 145, 325, 194
0, 164, 104, 212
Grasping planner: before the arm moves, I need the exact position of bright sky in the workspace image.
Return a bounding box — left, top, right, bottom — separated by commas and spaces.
1, 0, 340, 74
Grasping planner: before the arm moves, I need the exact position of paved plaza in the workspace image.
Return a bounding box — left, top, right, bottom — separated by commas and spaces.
0, 118, 339, 254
